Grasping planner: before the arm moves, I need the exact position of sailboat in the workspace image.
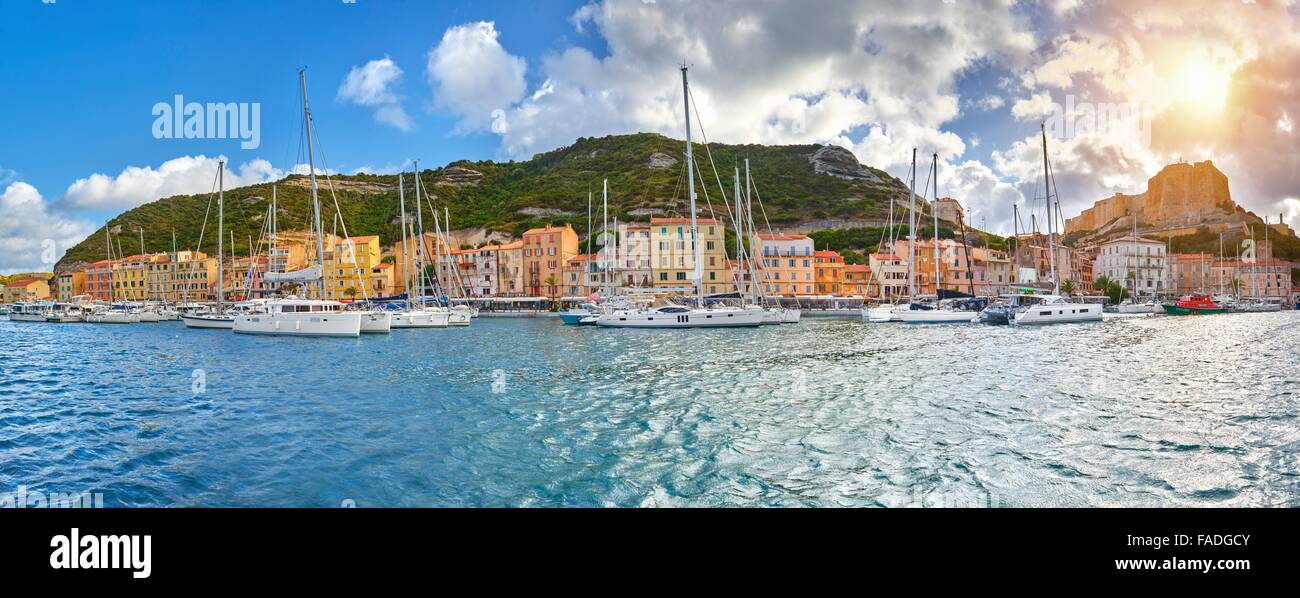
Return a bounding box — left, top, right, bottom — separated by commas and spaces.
233, 69, 362, 337
736, 160, 797, 325
866, 149, 925, 323
562, 182, 611, 325
183, 160, 237, 329
596, 66, 762, 328
898, 153, 979, 323
1011, 124, 1102, 325
389, 163, 451, 329
86, 228, 141, 324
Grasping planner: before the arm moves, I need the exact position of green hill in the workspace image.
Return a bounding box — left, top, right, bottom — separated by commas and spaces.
56, 133, 912, 272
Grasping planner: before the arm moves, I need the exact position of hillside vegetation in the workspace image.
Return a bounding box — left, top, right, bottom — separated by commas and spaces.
56, 133, 911, 272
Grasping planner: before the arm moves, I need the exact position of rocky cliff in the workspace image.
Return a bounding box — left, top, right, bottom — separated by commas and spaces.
1065, 160, 1234, 236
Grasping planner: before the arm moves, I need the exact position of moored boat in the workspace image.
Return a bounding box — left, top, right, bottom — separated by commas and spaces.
232, 298, 362, 337
8, 301, 51, 322
1012, 295, 1103, 325
1161, 294, 1230, 315
595, 304, 763, 328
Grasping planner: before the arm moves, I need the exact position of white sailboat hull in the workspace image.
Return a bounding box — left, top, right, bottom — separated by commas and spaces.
595, 307, 763, 328
448, 307, 472, 326
182, 314, 235, 329
863, 305, 899, 322
136, 311, 162, 323
232, 312, 362, 337
780, 308, 802, 324
45, 315, 86, 323
760, 309, 783, 325
390, 309, 451, 328
1013, 303, 1103, 325
359, 311, 392, 333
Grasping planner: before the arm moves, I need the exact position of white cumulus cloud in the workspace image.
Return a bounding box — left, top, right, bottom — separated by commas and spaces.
63, 155, 280, 212
0, 181, 96, 274
426, 21, 527, 132
337, 56, 413, 131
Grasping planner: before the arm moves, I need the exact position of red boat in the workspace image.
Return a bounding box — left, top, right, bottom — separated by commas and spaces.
1161, 294, 1229, 315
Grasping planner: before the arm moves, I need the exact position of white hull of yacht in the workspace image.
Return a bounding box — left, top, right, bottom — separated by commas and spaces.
780, 308, 802, 324
760, 309, 783, 325
45, 315, 86, 323
390, 309, 451, 328
595, 307, 764, 328
232, 312, 362, 337
1013, 303, 1103, 325
182, 314, 235, 329
359, 311, 392, 333
136, 311, 162, 323
898, 309, 978, 323
8, 313, 49, 322
1115, 302, 1158, 314
86, 312, 141, 324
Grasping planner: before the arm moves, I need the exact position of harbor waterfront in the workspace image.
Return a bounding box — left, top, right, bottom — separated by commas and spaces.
2, 313, 1297, 507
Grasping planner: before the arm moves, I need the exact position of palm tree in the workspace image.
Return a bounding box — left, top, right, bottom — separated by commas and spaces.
344, 286, 358, 301
1093, 275, 1111, 292
543, 275, 557, 300
1060, 279, 1075, 296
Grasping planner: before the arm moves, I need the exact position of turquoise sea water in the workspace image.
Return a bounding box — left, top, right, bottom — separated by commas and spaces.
1, 313, 1298, 507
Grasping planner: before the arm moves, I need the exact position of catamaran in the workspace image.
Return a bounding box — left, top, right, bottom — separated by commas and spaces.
596, 67, 762, 329
1011, 124, 1102, 325
233, 69, 363, 337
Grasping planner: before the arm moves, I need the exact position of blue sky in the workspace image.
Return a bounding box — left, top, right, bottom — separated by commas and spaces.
2, 0, 1297, 274
1, 0, 593, 199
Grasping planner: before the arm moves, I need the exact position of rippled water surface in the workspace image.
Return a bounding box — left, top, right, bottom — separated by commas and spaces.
2, 312, 1298, 507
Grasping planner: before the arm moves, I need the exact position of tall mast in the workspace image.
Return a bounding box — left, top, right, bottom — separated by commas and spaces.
681, 65, 703, 307
745, 158, 759, 304
1041, 123, 1058, 294
445, 206, 460, 299
299, 68, 326, 300
907, 148, 917, 299
931, 153, 940, 297
602, 178, 609, 297
105, 227, 113, 302
734, 166, 743, 302
413, 161, 426, 307
1130, 217, 1137, 299
398, 173, 410, 302
216, 159, 225, 310
270, 185, 278, 276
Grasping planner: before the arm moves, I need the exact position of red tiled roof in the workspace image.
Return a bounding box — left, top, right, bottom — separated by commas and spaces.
523, 224, 575, 235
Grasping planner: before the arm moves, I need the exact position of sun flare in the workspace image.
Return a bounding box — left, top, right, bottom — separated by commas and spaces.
1168, 56, 1232, 111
